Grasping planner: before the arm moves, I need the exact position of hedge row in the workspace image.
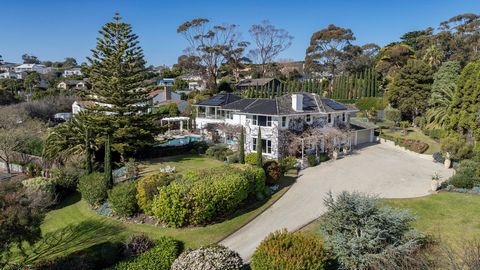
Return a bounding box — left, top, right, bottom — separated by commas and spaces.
152, 166, 265, 227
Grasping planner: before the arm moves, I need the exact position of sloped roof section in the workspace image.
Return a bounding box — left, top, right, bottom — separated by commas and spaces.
196, 93, 242, 106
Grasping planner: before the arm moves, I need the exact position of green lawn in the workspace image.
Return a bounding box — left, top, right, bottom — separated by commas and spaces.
381, 127, 441, 154
13, 155, 296, 264
139, 154, 224, 176
301, 193, 480, 248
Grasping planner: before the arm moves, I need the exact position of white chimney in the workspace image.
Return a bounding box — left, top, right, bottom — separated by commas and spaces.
292, 94, 303, 112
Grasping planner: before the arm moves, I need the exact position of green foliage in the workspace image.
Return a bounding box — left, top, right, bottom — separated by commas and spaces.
262, 160, 282, 185
448, 62, 480, 140
387, 59, 433, 121
447, 160, 480, 189
205, 144, 233, 161
307, 154, 318, 167
110, 237, 183, 270
279, 156, 297, 172
22, 177, 55, 194
239, 128, 245, 164
155, 103, 179, 116
245, 152, 259, 166
105, 133, 113, 187
20, 137, 44, 156
122, 234, 155, 257
108, 181, 138, 217
384, 105, 402, 126
52, 158, 86, 196
171, 245, 243, 270
426, 61, 461, 128
440, 134, 474, 161
355, 97, 385, 111
151, 166, 253, 227
136, 172, 175, 215
321, 191, 422, 270
256, 129, 263, 168
329, 68, 379, 99
251, 230, 332, 270
0, 180, 44, 254
78, 172, 109, 207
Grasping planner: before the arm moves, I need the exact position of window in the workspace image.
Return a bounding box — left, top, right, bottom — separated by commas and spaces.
306, 114, 311, 123
328, 114, 332, 123
342, 113, 346, 122
253, 138, 272, 154
253, 115, 272, 127
281, 116, 287, 127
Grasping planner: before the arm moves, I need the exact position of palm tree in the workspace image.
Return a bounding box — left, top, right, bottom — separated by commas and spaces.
423, 45, 444, 70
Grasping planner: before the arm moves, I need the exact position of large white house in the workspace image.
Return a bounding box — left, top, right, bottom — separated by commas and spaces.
63, 68, 82, 77
14, 64, 47, 74
194, 93, 375, 159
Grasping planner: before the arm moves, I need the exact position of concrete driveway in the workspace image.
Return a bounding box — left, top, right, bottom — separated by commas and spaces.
220, 143, 452, 261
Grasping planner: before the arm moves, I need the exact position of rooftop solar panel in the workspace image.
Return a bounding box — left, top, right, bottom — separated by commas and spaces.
324, 99, 347, 110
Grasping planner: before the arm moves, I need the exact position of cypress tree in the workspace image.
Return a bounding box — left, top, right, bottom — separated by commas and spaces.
85, 128, 93, 174
256, 129, 263, 168
239, 128, 245, 164
104, 133, 113, 187
82, 13, 159, 158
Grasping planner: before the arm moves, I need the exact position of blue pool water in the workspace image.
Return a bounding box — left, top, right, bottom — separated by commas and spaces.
161, 136, 203, 146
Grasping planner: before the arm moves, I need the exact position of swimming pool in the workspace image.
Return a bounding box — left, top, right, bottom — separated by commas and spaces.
160, 136, 203, 146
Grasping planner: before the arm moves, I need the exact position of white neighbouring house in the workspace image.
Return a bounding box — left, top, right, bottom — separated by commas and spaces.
194, 93, 376, 160
14, 64, 47, 74
63, 68, 83, 77
0, 71, 23, 79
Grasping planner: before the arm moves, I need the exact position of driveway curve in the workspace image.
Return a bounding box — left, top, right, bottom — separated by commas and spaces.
220, 143, 452, 261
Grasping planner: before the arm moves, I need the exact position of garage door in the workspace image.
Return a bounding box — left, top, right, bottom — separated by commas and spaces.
356, 129, 372, 145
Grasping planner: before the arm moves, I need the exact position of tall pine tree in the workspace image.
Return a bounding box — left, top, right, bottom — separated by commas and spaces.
83, 13, 160, 158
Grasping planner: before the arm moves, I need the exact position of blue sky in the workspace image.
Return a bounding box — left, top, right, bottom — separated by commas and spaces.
1, 0, 479, 66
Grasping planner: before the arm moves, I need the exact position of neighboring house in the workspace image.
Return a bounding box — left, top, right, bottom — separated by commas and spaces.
14, 64, 47, 74
236, 78, 281, 93
148, 88, 181, 105
0, 71, 23, 79
156, 78, 175, 87
0, 62, 19, 72
57, 80, 89, 90
194, 92, 375, 159
179, 74, 206, 91
63, 68, 82, 77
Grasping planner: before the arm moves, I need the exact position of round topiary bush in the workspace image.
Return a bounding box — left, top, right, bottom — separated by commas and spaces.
262, 160, 282, 185
78, 172, 109, 207
108, 181, 138, 217
136, 172, 175, 215
251, 230, 332, 270
171, 245, 243, 270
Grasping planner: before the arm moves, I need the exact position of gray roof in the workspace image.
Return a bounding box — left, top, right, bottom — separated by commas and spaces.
213, 92, 357, 116
237, 78, 276, 87
196, 93, 242, 107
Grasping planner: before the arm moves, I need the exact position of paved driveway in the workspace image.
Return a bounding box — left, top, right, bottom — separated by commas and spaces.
220, 143, 452, 261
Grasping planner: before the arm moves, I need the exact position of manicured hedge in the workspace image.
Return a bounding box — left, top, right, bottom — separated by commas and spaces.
251, 230, 332, 270
152, 166, 264, 227
136, 172, 175, 215
78, 172, 109, 207
245, 152, 258, 166
355, 97, 385, 111
108, 181, 138, 217
110, 237, 183, 270
205, 144, 233, 161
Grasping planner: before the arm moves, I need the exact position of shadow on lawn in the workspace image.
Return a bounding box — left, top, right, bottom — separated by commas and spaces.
22, 220, 124, 264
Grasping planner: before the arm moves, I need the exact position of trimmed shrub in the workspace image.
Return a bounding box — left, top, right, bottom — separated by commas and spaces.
245, 152, 258, 166
232, 164, 267, 195
263, 160, 282, 185
307, 154, 318, 167
136, 172, 175, 215
123, 234, 155, 257
226, 153, 239, 164
279, 156, 297, 173
152, 166, 252, 227
51, 158, 85, 196
447, 160, 480, 189
205, 144, 233, 161
22, 177, 55, 194
22, 177, 57, 209
108, 181, 138, 217
441, 135, 474, 161
78, 172, 109, 207
251, 230, 332, 270
171, 245, 243, 270
110, 237, 183, 270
